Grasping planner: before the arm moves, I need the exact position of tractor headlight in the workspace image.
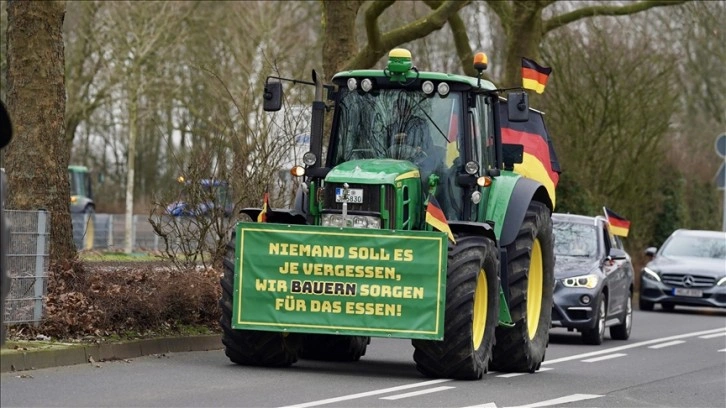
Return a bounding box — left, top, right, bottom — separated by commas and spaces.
303, 151, 317, 166
321, 213, 381, 229
642, 267, 661, 282
562, 274, 599, 289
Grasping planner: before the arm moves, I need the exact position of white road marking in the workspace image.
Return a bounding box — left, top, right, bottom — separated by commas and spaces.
718, 348, 726, 352
281, 327, 725, 408
492, 367, 552, 378
582, 353, 627, 363
459, 403, 498, 408
648, 340, 686, 349
699, 332, 726, 339
504, 393, 602, 408
379, 385, 455, 400
277, 379, 451, 408
542, 327, 726, 366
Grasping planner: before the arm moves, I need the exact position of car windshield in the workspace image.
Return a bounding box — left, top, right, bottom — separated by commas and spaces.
660, 234, 726, 259
331, 88, 461, 168
554, 222, 598, 258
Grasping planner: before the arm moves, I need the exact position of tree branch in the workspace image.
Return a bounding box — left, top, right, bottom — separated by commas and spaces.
346, 0, 471, 70
423, 0, 482, 77
364, 1, 396, 51
544, 0, 689, 33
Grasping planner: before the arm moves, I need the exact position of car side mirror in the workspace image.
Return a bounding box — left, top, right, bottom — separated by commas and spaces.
608, 247, 627, 261
644, 247, 657, 258
263, 81, 283, 112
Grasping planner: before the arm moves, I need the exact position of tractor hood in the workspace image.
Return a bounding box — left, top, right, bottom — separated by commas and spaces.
325, 159, 420, 185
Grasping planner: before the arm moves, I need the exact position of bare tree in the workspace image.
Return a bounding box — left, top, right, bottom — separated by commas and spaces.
5, 0, 75, 263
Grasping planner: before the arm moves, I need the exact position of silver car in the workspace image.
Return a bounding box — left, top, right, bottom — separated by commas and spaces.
640, 229, 726, 311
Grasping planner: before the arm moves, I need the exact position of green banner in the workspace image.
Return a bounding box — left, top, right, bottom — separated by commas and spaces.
232, 222, 448, 340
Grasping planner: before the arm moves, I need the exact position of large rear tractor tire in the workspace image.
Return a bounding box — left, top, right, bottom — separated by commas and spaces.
490, 201, 554, 373
219, 232, 302, 367
299, 334, 370, 362
412, 234, 500, 380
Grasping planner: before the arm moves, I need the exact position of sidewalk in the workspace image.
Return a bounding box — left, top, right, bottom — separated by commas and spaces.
0, 334, 222, 373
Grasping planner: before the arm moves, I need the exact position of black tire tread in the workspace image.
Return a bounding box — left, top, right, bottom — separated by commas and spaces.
299, 334, 370, 362
490, 201, 554, 373
219, 233, 302, 367
412, 234, 500, 380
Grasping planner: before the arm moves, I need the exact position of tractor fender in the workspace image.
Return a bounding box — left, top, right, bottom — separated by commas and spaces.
239, 207, 308, 225
448, 220, 497, 245
498, 177, 552, 248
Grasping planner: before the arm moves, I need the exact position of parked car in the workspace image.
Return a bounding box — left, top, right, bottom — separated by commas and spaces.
550, 213, 634, 345
166, 178, 233, 217
640, 229, 726, 311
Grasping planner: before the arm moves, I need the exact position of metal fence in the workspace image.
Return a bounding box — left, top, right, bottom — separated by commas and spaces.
3, 211, 171, 326
3, 210, 50, 325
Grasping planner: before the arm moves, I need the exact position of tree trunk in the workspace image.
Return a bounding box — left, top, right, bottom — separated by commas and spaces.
6, 0, 76, 263
124, 82, 138, 254
321, 0, 363, 80
502, 2, 544, 88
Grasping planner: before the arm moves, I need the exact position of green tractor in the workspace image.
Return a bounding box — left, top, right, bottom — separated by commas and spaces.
220, 49, 560, 380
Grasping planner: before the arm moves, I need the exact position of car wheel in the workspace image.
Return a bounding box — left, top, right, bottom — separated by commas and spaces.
661, 303, 675, 312
610, 294, 632, 340
639, 296, 654, 311
582, 294, 606, 345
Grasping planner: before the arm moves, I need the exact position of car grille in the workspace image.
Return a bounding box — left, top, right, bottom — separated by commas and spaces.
323, 183, 396, 228
661, 273, 716, 288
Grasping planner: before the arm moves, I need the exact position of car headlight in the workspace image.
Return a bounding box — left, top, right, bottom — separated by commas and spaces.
642, 267, 661, 282
561, 274, 599, 289
321, 213, 381, 229
717, 276, 726, 286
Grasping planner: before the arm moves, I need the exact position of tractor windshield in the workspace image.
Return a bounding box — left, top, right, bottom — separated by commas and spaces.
331, 88, 463, 178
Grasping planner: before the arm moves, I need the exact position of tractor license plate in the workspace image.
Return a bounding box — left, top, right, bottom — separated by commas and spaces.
335, 188, 363, 204
672, 288, 702, 297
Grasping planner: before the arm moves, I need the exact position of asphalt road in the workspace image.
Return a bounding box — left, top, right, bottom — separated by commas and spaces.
2, 307, 725, 408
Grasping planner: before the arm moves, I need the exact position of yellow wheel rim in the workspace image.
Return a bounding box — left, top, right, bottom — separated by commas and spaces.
527, 239, 543, 340
472, 268, 487, 349
84, 214, 95, 251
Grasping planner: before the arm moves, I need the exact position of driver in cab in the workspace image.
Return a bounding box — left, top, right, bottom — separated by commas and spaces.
387, 98, 442, 182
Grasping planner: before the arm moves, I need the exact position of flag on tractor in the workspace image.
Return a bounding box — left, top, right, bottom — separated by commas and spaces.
257, 192, 270, 223
498, 104, 561, 207
521, 57, 552, 94
426, 195, 456, 244
604, 207, 631, 237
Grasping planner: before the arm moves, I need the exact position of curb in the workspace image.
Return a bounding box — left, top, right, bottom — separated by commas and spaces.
0, 334, 222, 373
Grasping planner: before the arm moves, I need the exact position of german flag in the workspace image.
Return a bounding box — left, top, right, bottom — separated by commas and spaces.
257, 192, 270, 223
521, 57, 552, 94
604, 207, 630, 237
426, 195, 456, 244
499, 103, 561, 207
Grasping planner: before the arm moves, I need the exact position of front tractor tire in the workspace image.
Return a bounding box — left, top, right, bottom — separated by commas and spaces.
412, 234, 500, 380
491, 201, 554, 373
220, 232, 303, 367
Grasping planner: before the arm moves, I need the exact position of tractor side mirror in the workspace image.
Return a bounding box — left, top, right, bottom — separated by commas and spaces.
502, 143, 524, 170
263, 81, 283, 112
507, 91, 529, 122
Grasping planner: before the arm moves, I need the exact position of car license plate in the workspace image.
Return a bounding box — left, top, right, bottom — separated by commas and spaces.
672, 288, 702, 297
335, 188, 363, 204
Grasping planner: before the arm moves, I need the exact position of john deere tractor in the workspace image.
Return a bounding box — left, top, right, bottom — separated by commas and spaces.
219, 49, 559, 380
